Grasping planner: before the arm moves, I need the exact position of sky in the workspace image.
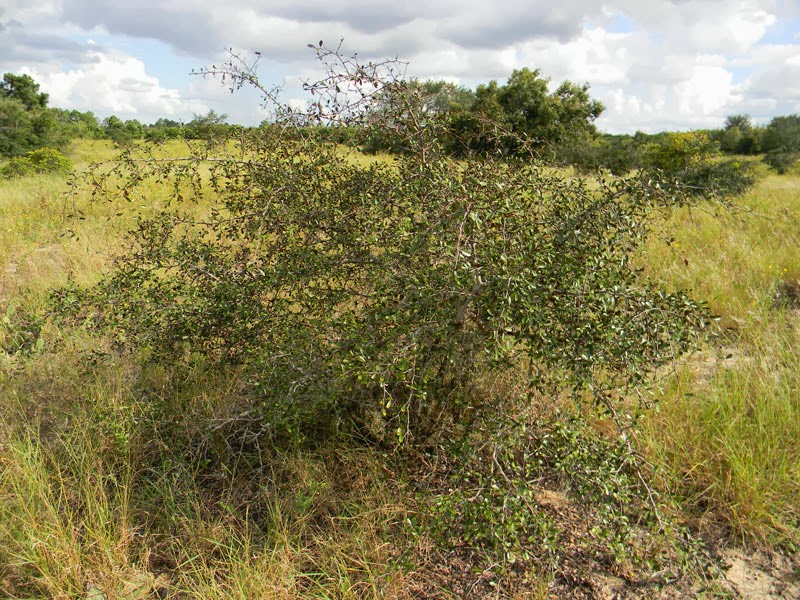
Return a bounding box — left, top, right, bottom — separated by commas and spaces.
1, 0, 799, 134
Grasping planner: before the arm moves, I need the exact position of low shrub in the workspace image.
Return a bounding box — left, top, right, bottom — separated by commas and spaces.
57, 47, 713, 449
1, 147, 73, 179
763, 150, 799, 175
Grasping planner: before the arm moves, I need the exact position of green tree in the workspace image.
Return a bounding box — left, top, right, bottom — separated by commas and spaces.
143, 117, 185, 142
0, 73, 49, 110
153, 117, 182, 128
643, 131, 717, 172
556, 133, 643, 174
452, 68, 603, 156
185, 109, 230, 142
102, 115, 140, 145
0, 74, 73, 156
761, 115, 800, 173
449, 79, 512, 155
640, 131, 756, 199
124, 119, 144, 139
0, 99, 70, 156
762, 115, 800, 152
498, 68, 557, 144
0, 98, 36, 156
551, 81, 604, 136
724, 114, 752, 131
52, 108, 102, 139
365, 69, 603, 158
33, 109, 71, 149
412, 79, 476, 115
719, 114, 760, 155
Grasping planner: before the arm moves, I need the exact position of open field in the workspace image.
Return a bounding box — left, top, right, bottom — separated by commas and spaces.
1, 139, 798, 598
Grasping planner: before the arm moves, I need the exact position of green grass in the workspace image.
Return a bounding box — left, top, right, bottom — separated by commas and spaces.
642, 173, 800, 320
642, 317, 800, 545
640, 172, 800, 547
0, 348, 417, 598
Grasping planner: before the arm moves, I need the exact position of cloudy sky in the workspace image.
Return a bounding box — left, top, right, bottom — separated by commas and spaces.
2, 0, 799, 133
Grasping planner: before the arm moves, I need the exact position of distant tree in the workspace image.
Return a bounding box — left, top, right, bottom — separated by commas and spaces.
185, 109, 231, 142
0, 74, 75, 156
30, 107, 71, 149
365, 69, 603, 158
0, 98, 37, 156
153, 117, 182, 128
412, 79, 476, 115
102, 115, 123, 132
642, 131, 718, 172
0, 99, 71, 156
558, 133, 643, 174
52, 108, 102, 139
718, 114, 760, 155
497, 68, 557, 147
143, 117, 185, 142
447, 79, 513, 155
639, 131, 757, 199
79, 111, 103, 138
761, 115, 800, 152
761, 115, 800, 173
0, 73, 49, 110
449, 69, 603, 157
0, 74, 107, 155
724, 114, 752, 130
124, 119, 144, 139
102, 115, 137, 145
552, 81, 604, 134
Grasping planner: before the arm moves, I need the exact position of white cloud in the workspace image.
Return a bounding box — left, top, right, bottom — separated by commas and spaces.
287, 97, 308, 112
728, 43, 800, 120
1, 0, 799, 131
25, 48, 208, 120
615, 0, 776, 51
674, 63, 736, 115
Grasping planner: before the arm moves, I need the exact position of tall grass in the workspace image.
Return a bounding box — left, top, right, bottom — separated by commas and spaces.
643, 174, 800, 320
640, 172, 800, 546
0, 347, 416, 598
642, 317, 800, 545
0, 368, 142, 597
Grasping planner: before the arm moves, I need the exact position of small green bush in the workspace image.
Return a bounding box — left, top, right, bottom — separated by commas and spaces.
672, 158, 758, 199
638, 133, 758, 199
1, 147, 72, 179
763, 150, 799, 175
0, 157, 33, 178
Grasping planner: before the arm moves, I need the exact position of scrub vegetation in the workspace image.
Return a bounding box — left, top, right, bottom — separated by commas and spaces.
1, 45, 798, 598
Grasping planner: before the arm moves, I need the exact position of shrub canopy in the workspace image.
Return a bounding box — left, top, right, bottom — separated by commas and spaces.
61, 46, 711, 445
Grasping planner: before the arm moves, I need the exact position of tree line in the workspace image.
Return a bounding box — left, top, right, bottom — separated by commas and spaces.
564, 113, 800, 175
2, 70, 800, 177
0, 73, 237, 156
292, 72, 800, 180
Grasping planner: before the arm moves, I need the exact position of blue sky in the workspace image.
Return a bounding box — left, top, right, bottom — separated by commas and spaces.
2, 0, 799, 133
